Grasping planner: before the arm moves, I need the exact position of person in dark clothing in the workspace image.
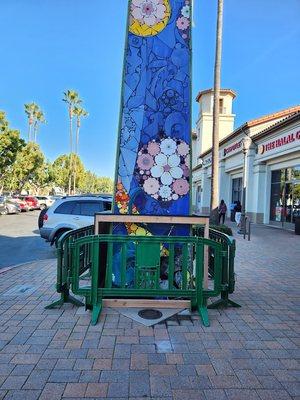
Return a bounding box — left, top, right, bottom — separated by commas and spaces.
218, 199, 227, 224
234, 200, 242, 227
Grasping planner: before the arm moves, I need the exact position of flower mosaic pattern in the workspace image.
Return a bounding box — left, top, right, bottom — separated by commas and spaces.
112, 0, 192, 287
129, 0, 171, 37
176, 1, 191, 42
135, 137, 190, 202
114, 0, 191, 227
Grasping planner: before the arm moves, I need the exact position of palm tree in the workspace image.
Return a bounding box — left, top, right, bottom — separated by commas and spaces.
62, 90, 82, 194
210, 0, 224, 224
33, 109, 46, 143
24, 103, 38, 142
72, 106, 88, 193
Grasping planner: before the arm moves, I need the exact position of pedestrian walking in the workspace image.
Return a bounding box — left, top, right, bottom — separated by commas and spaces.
218, 199, 227, 224
234, 200, 242, 227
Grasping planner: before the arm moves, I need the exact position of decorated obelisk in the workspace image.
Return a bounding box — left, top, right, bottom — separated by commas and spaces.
112, 0, 192, 285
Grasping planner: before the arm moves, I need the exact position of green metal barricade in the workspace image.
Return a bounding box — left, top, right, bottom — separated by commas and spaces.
46, 225, 239, 326
68, 234, 224, 326
46, 225, 94, 309
194, 226, 241, 309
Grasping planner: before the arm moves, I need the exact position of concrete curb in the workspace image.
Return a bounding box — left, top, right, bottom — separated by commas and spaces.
0, 258, 56, 274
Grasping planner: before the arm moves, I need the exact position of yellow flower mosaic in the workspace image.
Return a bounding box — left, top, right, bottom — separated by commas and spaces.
129, 0, 171, 37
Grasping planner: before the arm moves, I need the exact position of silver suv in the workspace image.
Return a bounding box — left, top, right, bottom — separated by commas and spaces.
39, 195, 112, 244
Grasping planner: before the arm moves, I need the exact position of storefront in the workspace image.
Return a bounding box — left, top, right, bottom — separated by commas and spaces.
269, 166, 300, 228
254, 117, 300, 229
193, 109, 300, 230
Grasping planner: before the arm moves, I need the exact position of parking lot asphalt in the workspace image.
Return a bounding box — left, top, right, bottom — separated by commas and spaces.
0, 210, 55, 269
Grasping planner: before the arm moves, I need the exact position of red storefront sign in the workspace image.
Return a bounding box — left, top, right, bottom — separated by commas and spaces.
223, 140, 242, 156
259, 131, 300, 155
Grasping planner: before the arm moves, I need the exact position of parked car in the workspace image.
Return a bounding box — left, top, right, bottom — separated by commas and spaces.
17, 196, 40, 210
36, 196, 55, 209
10, 197, 29, 212
0, 196, 21, 215
39, 195, 112, 244
49, 195, 63, 201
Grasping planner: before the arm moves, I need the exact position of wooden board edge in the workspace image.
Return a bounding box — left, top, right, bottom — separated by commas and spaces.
95, 215, 209, 225
103, 299, 191, 309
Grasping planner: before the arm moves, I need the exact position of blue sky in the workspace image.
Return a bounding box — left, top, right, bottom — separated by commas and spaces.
1, 0, 299, 178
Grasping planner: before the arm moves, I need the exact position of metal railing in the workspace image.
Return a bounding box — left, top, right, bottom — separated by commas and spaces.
244, 217, 251, 241
46, 224, 239, 325
194, 226, 241, 309
46, 225, 94, 309
69, 234, 223, 326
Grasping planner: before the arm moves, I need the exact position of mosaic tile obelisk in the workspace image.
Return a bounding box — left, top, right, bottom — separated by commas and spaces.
112, 0, 192, 285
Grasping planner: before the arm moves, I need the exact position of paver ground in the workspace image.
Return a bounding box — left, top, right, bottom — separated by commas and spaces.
0, 224, 299, 399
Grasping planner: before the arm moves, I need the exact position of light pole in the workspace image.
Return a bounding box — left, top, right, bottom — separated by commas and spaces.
238, 136, 252, 235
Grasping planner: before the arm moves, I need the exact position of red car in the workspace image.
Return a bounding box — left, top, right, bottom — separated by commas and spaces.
11, 197, 29, 212
19, 196, 40, 210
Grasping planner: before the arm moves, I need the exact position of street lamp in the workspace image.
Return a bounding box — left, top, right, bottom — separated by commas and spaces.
238, 135, 252, 235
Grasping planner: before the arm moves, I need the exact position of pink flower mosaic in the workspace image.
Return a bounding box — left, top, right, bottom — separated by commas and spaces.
176, 1, 191, 41
176, 16, 190, 31
131, 0, 167, 27
135, 137, 190, 202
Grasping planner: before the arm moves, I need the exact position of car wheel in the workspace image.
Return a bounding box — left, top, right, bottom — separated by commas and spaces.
1, 207, 8, 215
40, 204, 47, 210
38, 208, 48, 229
53, 229, 70, 248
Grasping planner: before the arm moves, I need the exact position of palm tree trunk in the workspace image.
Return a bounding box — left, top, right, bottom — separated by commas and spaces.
34, 123, 37, 143
69, 107, 73, 195
28, 121, 32, 142
73, 121, 80, 194
210, 0, 224, 224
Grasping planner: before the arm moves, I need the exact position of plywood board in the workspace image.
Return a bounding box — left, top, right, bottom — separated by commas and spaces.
103, 299, 191, 309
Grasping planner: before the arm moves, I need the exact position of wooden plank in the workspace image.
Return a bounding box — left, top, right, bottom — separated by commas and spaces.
103, 299, 190, 309
95, 214, 209, 226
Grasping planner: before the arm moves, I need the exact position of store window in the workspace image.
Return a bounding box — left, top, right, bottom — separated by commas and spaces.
232, 178, 242, 204
270, 166, 300, 224
219, 98, 224, 114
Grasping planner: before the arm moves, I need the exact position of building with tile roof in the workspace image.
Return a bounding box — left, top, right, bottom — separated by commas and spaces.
192, 90, 300, 229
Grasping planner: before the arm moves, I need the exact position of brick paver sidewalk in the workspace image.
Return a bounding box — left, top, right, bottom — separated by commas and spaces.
0, 225, 299, 400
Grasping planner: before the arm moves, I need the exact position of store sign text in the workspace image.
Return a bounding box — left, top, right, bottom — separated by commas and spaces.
202, 157, 212, 167
223, 140, 242, 156
259, 131, 300, 155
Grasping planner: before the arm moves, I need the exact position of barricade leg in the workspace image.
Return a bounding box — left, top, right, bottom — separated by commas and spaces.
46, 245, 84, 309
46, 288, 84, 309
90, 241, 103, 325
208, 247, 241, 310
208, 292, 241, 309
91, 301, 102, 326
196, 242, 210, 327
198, 303, 209, 327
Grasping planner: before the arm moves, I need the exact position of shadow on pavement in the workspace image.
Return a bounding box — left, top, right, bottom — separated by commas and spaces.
0, 234, 56, 269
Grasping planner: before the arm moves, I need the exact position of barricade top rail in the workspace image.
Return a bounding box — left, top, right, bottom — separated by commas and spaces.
57, 225, 95, 248
194, 226, 235, 246
70, 234, 222, 247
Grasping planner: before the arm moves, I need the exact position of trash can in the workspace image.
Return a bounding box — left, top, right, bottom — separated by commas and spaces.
295, 216, 300, 235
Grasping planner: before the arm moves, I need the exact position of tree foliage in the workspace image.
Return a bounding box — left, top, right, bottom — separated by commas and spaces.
52, 153, 85, 192
0, 111, 25, 182
0, 107, 113, 195
80, 171, 113, 194
8, 142, 45, 191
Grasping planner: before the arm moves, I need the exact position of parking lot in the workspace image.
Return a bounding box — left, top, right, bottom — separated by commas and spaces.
0, 211, 55, 269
